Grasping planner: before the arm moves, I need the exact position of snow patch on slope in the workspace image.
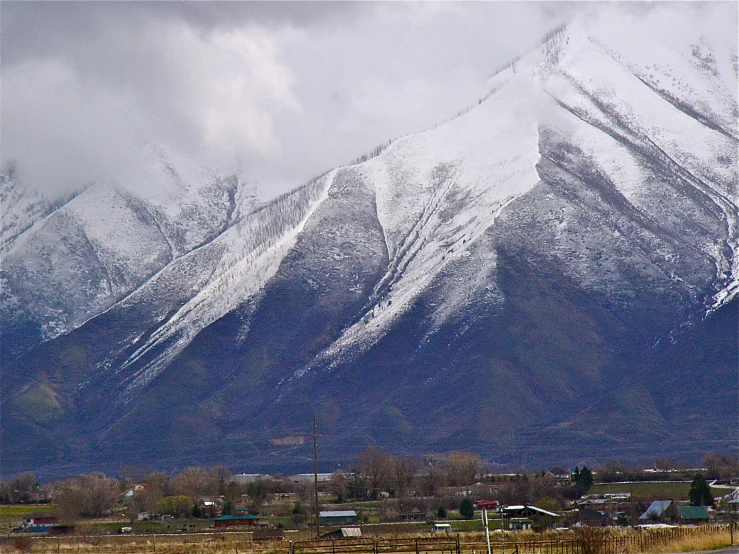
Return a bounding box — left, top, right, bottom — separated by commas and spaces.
307, 72, 546, 367
116, 171, 334, 399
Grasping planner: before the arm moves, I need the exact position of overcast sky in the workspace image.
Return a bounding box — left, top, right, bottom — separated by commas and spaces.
2, 2, 579, 200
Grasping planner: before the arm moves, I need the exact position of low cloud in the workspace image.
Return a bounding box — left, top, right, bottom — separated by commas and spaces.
2, 2, 573, 199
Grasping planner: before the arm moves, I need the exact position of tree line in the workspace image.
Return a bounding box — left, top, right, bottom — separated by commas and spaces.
1, 450, 735, 523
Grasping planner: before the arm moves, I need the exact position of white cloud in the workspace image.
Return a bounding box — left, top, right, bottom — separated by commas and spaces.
1, 2, 574, 199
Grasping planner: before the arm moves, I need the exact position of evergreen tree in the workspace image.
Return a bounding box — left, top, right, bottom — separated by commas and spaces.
437, 506, 447, 519
579, 466, 594, 490
688, 473, 714, 506
459, 498, 474, 519
223, 500, 233, 516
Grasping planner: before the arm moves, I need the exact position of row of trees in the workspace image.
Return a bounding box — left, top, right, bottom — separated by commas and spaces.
2, 450, 735, 523
335, 448, 488, 500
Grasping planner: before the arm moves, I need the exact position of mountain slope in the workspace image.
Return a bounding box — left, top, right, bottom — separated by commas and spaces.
1, 5, 737, 476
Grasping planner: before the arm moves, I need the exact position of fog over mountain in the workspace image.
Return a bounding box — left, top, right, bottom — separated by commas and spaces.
1, 2, 737, 477
2, 2, 570, 199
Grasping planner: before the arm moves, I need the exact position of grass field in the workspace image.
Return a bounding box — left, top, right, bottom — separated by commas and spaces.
0, 505, 56, 517
590, 481, 691, 500
0, 504, 56, 535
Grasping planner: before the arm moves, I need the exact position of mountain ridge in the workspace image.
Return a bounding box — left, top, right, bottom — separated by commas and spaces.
1, 5, 737, 476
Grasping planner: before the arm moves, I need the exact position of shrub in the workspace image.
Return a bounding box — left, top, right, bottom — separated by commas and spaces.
156, 495, 194, 518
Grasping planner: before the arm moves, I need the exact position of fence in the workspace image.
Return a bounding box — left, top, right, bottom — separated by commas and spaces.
4, 523, 730, 554
291, 536, 461, 554
462, 524, 729, 554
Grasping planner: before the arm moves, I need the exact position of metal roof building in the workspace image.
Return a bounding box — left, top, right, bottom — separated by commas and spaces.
639, 500, 673, 520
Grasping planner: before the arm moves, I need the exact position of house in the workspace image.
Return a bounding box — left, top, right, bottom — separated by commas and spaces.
22, 516, 57, 527
398, 506, 426, 521
679, 506, 710, 523
197, 499, 222, 518
544, 471, 572, 487
319, 510, 358, 525
214, 514, 261, 528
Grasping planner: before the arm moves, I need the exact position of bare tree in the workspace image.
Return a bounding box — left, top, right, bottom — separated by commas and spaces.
55, 474, 120, 521
447, 451, 486, 486
171, 466, 215, 498
6, 473, 39, 503
209, 465, 233, 496
358, 447, 392, 498
392, 456, 420, 497
420, 464, 447, 497
328, 470, 348, 501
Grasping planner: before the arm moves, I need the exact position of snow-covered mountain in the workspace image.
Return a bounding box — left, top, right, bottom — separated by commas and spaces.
2, 5, 737, 475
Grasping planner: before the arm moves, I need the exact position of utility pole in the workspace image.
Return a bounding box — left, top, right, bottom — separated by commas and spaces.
482, 508, 492, 554
499, 505, 505, 554
314, 415, 320, 540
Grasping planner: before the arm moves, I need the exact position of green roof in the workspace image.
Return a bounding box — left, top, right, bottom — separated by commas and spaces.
215, 514, 260, 521
679, 506, 709, 520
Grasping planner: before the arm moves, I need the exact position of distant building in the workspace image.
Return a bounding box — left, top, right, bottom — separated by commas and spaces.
214, 514, 261, 528
577, 508, 610, 527
322, 527, 362, 539
639, 500, 673, 522
253, 529, 286, 540
544, 472, 572, 487
508, 518, 532, 530
501, 505, 560, 529
22, 516, 57, 527
679, 506, 710, 523
288, 473, 334, 484
197, 499, 222, 518
319, 510, 358, 525
398, 505, 427, 521
231, 474, 269, 484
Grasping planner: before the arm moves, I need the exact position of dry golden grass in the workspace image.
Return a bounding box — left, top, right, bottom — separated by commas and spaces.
5, 526, 733, 554
638, 529, 732, 553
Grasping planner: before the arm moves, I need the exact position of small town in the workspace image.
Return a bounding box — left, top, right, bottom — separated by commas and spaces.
2, 450, 738, 553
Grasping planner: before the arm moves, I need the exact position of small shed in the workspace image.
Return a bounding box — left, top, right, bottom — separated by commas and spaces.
679, 506, 710, 523
432, 523, 452, 535
322, 527, 362, 539
319, 510, 358, 525
214, 514, 261, 528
